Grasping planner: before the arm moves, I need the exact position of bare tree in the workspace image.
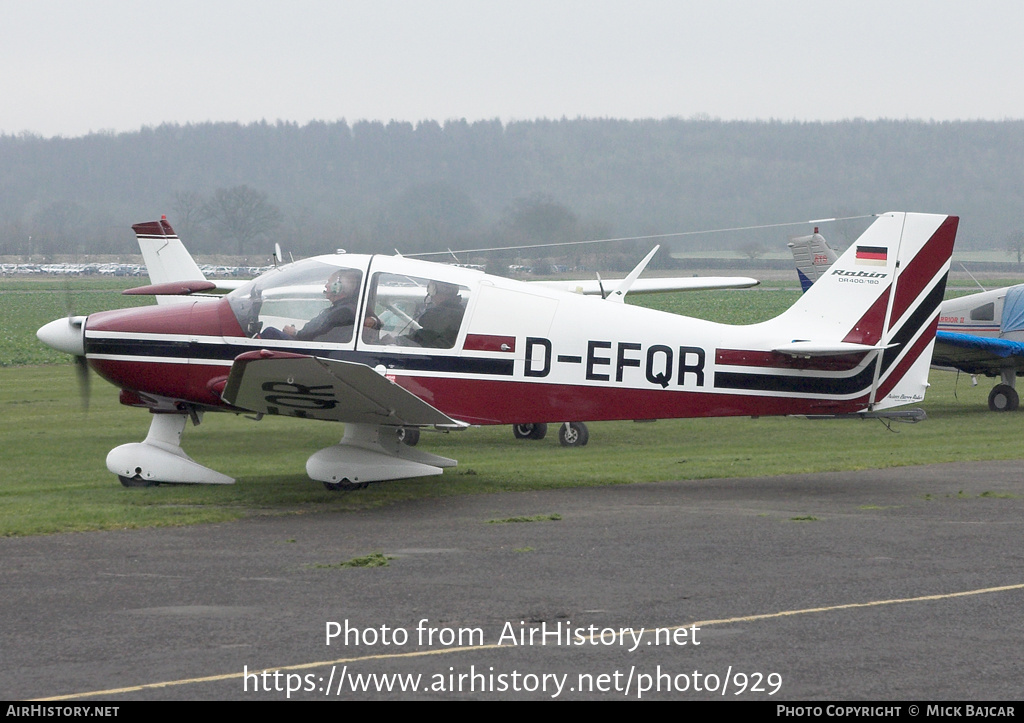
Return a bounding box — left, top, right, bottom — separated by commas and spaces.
1005, 230, 1024, 267
738, 241, 767, 261
172, 190, 208, 245
201, 185, 283, 255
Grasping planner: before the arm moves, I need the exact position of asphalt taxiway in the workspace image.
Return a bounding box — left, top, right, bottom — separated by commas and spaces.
2, 460, 1022, 701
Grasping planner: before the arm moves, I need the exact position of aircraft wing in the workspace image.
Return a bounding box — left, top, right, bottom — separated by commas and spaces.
932, 331, 1024, 374
533, 276, 759, 295
221, 350, 464, 427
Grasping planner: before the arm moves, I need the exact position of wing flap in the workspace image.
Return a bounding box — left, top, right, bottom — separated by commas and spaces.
221, 350, 462, 427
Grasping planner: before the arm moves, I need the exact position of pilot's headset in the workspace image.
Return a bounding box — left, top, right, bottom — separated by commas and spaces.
328, 272, 355, 296
426, 281, 455, 302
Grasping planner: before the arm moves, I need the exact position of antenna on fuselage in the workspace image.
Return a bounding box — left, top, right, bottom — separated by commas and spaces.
607, 245, 661, 303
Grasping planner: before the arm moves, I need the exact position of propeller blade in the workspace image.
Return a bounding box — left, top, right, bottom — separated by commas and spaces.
37, 315, 90, 411
73, 354, 91, 411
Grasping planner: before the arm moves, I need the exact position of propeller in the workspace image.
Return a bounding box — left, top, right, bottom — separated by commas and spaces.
73, 350, 91, 411
37, 314, 90, 410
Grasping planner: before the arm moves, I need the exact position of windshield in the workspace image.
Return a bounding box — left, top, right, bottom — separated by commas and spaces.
227, 259, 363, 342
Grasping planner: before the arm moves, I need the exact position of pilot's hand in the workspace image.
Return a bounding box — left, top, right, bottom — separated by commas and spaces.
283, 324, 297, 337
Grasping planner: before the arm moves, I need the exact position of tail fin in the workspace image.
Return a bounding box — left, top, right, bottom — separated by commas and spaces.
788, 229, 838, 292
132, 217, 207, 306
768, 212, 958, 410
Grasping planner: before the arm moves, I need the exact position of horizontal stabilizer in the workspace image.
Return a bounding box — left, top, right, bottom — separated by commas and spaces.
124, 280, 218, 296
123, 279, 247, 296
802, 408, 927, 422
772, 341, 889, 357
535, 276, 759, 296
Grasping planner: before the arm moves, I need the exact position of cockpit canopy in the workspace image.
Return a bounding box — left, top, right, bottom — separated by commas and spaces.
227, 259, 356, 339
226, 256, 471, 349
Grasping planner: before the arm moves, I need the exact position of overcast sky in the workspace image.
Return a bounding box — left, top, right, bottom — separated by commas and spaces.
2, 0, 1022, 138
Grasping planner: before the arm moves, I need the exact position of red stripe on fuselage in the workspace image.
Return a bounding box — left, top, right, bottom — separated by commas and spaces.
395, 375, 867, 425
716, 348, 868, 371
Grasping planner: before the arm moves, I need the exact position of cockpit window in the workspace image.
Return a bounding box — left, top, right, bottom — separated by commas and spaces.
363, 272, 469, 349
227, 260, 363, 343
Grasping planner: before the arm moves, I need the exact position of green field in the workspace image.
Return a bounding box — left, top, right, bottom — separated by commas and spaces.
2, 279, 1022, 536
0, 278, 149, 366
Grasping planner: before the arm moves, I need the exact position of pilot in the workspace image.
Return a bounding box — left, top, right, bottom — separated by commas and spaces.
404, 280, 465, 348
263, 269, 375, 342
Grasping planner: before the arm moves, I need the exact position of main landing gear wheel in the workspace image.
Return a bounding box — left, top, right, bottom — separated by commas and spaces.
118, 474, 158, 488
397, 427, 420, 446
322, 479, 370, 492
988, 384, 1019, 412
558, 422, 589, 447
512, 423, 548, 440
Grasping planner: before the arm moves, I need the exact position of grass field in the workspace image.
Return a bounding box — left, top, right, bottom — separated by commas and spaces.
2, 279, 1023, 536
0, 278, 149, 366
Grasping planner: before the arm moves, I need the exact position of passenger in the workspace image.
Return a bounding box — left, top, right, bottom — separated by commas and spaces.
262, 269, 367, 342
403, 281, 465, 348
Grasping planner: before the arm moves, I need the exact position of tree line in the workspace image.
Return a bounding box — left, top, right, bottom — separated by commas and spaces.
2, 118, 1023, 267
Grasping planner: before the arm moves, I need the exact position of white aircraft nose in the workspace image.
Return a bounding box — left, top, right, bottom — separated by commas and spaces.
37, 316, 87, 356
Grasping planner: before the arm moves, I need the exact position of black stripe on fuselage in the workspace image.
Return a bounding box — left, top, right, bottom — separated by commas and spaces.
84, 336, 515, 376
714, 358, 878, 396
714, 276, 946, 397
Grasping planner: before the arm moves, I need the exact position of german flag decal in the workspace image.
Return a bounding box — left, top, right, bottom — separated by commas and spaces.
855, 245, 888, 266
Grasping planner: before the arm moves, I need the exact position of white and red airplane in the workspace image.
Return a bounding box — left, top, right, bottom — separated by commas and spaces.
38, 212, 958, 489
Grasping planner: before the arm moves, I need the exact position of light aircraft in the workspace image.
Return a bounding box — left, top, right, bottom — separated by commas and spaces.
37, 212, 957, 490
931, 286, 1024, 411
789, 228, 1024, 412
789, 228, 839, 292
